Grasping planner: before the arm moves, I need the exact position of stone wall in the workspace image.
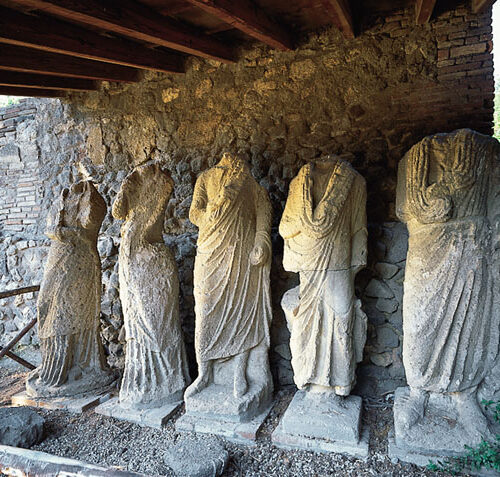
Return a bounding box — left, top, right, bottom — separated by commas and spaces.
0, 2, 494, 395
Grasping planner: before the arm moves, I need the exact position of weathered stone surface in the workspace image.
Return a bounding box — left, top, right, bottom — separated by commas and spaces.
12, 390, 112, 413
184, 153, 273, 422
95, 397, 181, 429
276, 156, 367, 457
112, 163, 190, 409
0, 407, 44, 448
279, 156, 368, 396
365, 279, 394, 299
272, 391, 368, 458
394, 129, 500, 454
163, 437, 228, 477
26, 181, 113, 398
374, 262, 399, 279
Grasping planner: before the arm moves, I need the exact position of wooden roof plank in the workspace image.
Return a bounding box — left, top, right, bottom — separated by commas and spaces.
9, 0, 235, 63
0, 85, 66, 97
415, 0, 437, 24
323, 0, 354, 38
0, 5, 185, 73
0, 71, 98, 90
0, 44, 140, 82
472, 0, 496, 13
184, 0, 294, 50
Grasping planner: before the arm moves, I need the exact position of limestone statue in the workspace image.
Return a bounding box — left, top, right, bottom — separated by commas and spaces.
279, 155, 368, 396
394, 129, 500, 451
184, 152, 273, 420
112, 163, 190, 409
26, 181, 113, 398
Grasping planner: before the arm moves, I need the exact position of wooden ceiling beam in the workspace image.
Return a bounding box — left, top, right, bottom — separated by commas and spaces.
0, 85, 66, 97
472, 0, 496, 13
0, 44, 140, 82
184, 0, 293, 50
0, 6, 185, 74
323, 0, 355, 39
0, 71, 98, 91
415, 0, 437, 24
8, 0, 234, 63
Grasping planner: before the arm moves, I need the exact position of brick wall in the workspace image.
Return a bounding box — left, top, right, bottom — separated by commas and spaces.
385, 5, 494, 136
0, 100, 41, 234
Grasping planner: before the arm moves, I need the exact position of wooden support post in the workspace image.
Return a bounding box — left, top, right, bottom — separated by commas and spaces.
322, 0, 355, 38
472, 0, 496, 13
415, 0, 437, 24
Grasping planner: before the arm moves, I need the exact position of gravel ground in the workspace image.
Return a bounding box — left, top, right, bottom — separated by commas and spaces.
0, 367, 461, 477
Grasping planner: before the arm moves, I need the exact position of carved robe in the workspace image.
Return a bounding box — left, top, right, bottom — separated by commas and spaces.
114, 165, 190, 408
280, 160, 367, 391
396, 129, 500, 393
27, 182, 111, 397
189, 156, 272, 362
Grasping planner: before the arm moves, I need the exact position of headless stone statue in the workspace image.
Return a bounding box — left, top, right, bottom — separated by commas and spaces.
280, 155, 368, 396
26, 181, 113, 398
393, 129, 500, 456
112, 163, 190, 409
184, 152, 273, 422
272, 156, 369, 455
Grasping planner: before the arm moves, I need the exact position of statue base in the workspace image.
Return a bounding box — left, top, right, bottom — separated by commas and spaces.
390, 386, 500, 466
11, 390, 112, 413
272, 390, 369, 459
176, 402, 273, 444
95, 397, 182, 429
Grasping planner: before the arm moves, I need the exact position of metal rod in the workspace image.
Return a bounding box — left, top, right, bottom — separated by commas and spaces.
0, 318, 37, 360
0, 348, 36, 370
0, 285, 40, 299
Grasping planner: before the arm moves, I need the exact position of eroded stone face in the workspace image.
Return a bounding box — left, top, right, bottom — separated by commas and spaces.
26, 181, 113, 398
184, 152, 273, 421
112, 163, 190, 409
279, 156, 368, 396
393, 128, 500, 453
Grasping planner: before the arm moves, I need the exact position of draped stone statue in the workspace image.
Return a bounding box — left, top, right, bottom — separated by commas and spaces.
279, 155, 368, 395
272, 155, 369, 456
183, 152, 273, 424
26, 181, 113, 398
392, 129, 500, 457
112, 163, 190, 410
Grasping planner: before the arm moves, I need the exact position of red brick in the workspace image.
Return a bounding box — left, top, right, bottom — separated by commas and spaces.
450, 42, 487, 58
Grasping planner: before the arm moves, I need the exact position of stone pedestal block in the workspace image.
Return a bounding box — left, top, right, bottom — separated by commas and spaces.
176, 401, 273, 444
12, 390, 112, 414
389, 387, 500, 467
272, 391, 369, 459
95, 397, 182, 429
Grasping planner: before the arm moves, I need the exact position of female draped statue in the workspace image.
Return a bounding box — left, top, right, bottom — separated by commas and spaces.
26, 181, 113, 398
112, 163, 190, 409
185, 152, 273, 418
395, 129, 500, 444
279, 155, 368, 396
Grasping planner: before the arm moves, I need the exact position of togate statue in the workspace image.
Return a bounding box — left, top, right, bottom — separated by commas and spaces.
112, 163, 190, 409
394, 129, 500, 454
27, 181, 113, 398
279, 155, 368, 397
184, 152, 273, 421
272, 155, 368, 454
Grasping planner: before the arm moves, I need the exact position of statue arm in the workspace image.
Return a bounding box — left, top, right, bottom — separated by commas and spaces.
251, 185, 272, 266
189, 173, 208, 227
279, 178, 301, 239
351, 176, 368, 271
395, 155, 410, 223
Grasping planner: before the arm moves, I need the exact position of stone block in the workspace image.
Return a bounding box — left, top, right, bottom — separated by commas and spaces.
272, 391, 368, 459
95, 397, 182, 429
11, 391, 112, 414
0, 407, 44, 448
176, 403, 273, 445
